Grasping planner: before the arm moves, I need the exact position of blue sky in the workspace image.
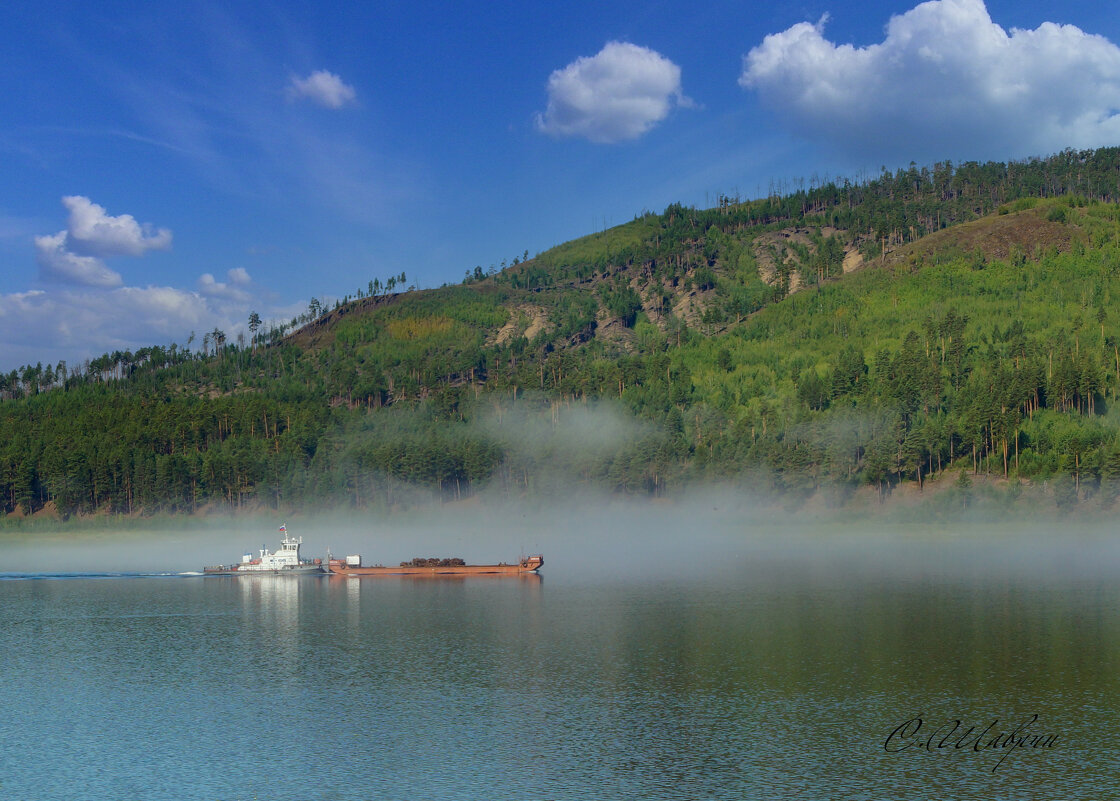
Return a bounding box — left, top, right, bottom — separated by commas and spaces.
1, 0, 1117, 371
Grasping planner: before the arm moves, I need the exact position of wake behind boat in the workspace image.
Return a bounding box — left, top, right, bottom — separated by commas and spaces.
203, 528, 324, 576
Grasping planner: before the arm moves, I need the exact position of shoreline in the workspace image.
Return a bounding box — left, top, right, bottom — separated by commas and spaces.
0, 470, 1115, 538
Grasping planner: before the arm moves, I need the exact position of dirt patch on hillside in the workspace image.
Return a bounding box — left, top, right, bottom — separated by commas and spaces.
754, 228, 812, 288
595, 306, 637, 351
753, 227, 854, 293
669, 286, 723, 330
886, 207, 1081, 267
283, 293, 401, 350
842, 249, 864, 273
492, 305, 551, 346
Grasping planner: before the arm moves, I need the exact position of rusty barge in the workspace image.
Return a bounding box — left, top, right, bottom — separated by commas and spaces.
327, 553, 543, 576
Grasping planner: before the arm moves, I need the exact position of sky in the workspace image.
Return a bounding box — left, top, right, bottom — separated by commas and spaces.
1, 0, 1118, 372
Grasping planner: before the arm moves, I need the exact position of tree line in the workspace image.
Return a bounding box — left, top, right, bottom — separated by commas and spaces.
6, 150, 1120, 518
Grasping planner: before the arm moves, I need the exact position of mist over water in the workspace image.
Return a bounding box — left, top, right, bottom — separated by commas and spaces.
3, 492, 1118, 582
4, 392, 1107, 578
3, 495, 1119, 799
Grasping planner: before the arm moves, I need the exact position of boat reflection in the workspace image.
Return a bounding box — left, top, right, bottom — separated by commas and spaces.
238, 573, 304, 637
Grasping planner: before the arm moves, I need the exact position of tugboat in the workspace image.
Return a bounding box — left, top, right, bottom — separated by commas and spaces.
203, 527, 324, 575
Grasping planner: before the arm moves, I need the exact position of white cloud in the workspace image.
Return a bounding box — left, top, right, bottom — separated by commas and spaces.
62, 195, 172, 257
33, 197, 171, 288
0, 290, 47, 318
741, 0, 1120, 162
34, 231, 123, 288
0, 285, 215, 367
228, 267, 251, 285
0, 278, 297, 369
7, 205, 275, 370
287, 70, 357, 109
0, 276, 304, 370
535, 41, 691, 143
199, 268, 253, 302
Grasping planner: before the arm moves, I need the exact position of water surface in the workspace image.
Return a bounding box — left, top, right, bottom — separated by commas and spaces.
1, 533, 1117, 800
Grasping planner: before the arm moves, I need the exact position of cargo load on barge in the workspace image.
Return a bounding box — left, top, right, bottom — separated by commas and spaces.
203, 529, 324, 575
327, 553, 543, 576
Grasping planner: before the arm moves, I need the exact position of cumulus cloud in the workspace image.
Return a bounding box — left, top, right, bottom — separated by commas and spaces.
287, 70, 357, 109
535, 41, 691, 143
34, 231, 123, 288
62, 195, 172, 257
8, 204, 270, 370
0, 273, 305, 370
199, 268, 253, 302
0, 285, 217, 368
740, 0, 1120, 162
34, 197, 171, 288
227, 267, 251, 285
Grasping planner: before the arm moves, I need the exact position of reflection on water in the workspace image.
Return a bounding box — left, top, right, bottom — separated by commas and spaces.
0, 542, 1117, 800
238, 574, 302, 624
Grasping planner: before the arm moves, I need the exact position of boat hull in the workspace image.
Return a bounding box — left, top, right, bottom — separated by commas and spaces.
202, 564, 325, 576
329, 556, 543, 577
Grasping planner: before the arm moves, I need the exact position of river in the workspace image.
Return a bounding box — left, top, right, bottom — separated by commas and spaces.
1, 518, 1117, 799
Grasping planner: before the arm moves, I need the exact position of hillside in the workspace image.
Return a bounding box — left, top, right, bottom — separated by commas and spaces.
5, 148, 1120, 521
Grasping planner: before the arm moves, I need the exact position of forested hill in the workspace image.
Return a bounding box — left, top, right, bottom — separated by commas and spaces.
5, 147, 1120, 520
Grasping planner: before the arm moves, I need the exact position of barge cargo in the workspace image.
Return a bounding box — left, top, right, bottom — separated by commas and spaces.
327, 553, 543, 576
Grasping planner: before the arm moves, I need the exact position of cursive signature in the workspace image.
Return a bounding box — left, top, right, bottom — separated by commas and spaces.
884, 714, 1058, 772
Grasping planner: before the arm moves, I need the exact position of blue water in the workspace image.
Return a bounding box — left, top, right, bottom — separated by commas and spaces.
2, 539, 1118, 800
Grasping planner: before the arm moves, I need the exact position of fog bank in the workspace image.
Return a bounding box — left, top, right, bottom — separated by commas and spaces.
2, 489, 1118, 582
